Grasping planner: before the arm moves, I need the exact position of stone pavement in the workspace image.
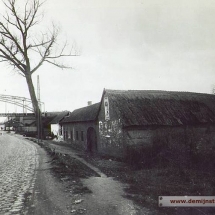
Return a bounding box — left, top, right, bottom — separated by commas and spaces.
0, 134, 39, 215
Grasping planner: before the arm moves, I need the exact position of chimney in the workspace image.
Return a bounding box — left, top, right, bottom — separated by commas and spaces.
88, 101, 92, 106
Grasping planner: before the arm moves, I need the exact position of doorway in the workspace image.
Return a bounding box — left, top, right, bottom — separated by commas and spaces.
87, 127, 97, 152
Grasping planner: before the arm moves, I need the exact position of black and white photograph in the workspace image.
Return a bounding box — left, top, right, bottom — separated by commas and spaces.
0, 0, 215, 214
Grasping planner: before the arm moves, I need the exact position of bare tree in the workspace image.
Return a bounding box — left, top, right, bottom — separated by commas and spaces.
0, 0, 77, 137
211, 84, 215, 94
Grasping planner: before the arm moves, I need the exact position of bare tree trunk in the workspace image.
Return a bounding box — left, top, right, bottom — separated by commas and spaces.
25, 74, 38, 113
25, 73, 42, 139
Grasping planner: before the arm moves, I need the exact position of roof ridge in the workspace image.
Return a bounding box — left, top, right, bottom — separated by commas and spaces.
105, 89, 214, 96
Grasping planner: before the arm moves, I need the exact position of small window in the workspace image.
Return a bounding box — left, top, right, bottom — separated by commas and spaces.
63, 131, 66, 140
71, 130, 73, 141
76, 131, 79, 140
65, 131, 68, 140
81, 131, 84, 141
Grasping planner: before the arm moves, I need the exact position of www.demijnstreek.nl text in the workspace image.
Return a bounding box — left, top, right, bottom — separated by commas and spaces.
170, 199, 215, 204
159, 196, 215, 207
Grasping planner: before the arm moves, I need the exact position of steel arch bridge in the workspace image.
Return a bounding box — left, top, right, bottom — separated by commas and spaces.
0, 94, 44, 117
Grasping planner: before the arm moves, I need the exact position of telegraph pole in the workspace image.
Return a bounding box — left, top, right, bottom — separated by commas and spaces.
37, 75, 42, 142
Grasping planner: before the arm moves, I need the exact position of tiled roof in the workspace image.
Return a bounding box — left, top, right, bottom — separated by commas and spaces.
50, 111, 70, 124
61, 103, 100, 123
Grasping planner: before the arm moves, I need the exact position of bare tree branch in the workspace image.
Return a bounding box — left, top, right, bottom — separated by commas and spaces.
0, 22, 24, 55
0, 0, 78, 123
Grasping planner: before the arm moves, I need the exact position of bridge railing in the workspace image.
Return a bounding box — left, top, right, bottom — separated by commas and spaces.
0, 113, 36, 117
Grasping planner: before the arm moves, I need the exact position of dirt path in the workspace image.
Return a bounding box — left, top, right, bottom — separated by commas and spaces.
81, 176, 137, 215
13, 138, 150, 214
42, 141, 146, 215
24, 141, 74, 215
43, 141, 106, 178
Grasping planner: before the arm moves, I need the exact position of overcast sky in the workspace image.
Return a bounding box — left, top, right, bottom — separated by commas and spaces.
0, 0, 215, 113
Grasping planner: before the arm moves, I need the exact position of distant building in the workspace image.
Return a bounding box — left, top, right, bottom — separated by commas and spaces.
49, 111, 70, 139
61, 89, 215, 158
0, 123, 5, 131
61, 103, 100, 151
10, 112, 60, 135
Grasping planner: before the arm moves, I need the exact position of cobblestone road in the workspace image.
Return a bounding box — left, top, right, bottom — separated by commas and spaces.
0, 133, 38, 215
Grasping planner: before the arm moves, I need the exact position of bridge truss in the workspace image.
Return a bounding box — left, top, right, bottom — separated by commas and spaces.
0, 94, 45, 117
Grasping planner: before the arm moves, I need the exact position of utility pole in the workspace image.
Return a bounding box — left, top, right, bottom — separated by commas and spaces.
37, 75, 42, 142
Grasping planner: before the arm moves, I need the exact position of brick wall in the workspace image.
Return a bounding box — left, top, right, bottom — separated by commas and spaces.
62, 121, 98, 151
124, 125, 215, 166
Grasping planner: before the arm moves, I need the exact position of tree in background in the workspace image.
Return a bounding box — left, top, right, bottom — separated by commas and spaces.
0, 0, 77, 138
211, 85, 215, 94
